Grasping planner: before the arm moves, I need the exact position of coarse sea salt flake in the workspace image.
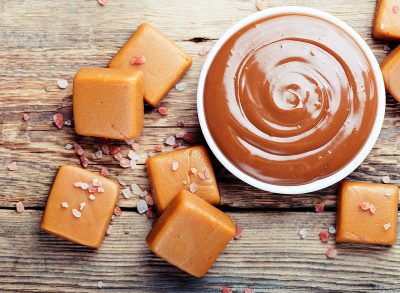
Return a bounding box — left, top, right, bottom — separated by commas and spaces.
89, 194, 95, 201
328, 226, 336, 234
189, 182, 198, 193
172, 161, 179, 171
137, 199, 148, 214
92, 178, 102, 187
97, 186, 105, 193
61, 202, 69, 208
72, 209, 81, 218
65, 144, 73, 150
175, 82, 186, 91
122, 188, 132, 199
95, 150, 103, 159
79, 202, 86, 211
299, 228, 307, 239
131, 183, 142, 196
165, 136, 176, 146
128, 150, 140, 161
384, 223, 391, 230
57, 79, 68, 89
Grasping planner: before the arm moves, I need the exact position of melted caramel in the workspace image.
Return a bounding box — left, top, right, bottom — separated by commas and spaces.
204, 14, 377, 185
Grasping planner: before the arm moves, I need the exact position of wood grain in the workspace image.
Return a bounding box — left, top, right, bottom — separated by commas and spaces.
2, 210, 400, 292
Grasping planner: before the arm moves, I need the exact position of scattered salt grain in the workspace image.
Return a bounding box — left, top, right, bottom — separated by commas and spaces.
137, 199, 148, 214
198, 172, 206, 180
80, 156, 89, 168
182, 133, 195, 144
165, 135, 176, 146
190, 168, 198, 174
88, 184, 97, 193
175, 81, 186, 91
61, 202, 69, 208
57, 79, 68, 89
360, 201, 370, 211
16, 201, 24, 213
109, 146, 120, 155
118, 178, 126, 186
113, 206, 122, 217
382, 175, 391, 184
369, 204, 377, 214
72, 209, 81, 218
97, 186, 105, 193
7, 161, 17, 171
22, 113, 29, 121
189, 182, 198, 193
92, 178, 102, 187
326, 247, 337, 259
140, 190, 148, 198
199, 46, 210, 56
146, 207, 157, 219
97, 280, 104, 289
100, 167, 109, 177
65, 143, 73, 150
122, 188, 132, 199
114, 153, 123, 161
120, 158, 131, 168
64, 120, 72, 126
299, 228, 307, 239
319, 230, 329, 243
233, 224, 243, 240
177, 120, 185, 127
130, 159, 137, 170
154, 145, 163, 152
131, 183, 142, 196
314, 203, 325, 213
383, 45, 391, 52
130, 55, 146, 65
328, 226, 336, 234
89, 194, 96, 201
125, 139, 135, 145
128, 150, 140, 161
53, 113, 64, 129
80, 183, 89, 190
131, 143, 140, 151
171, 161, 179, 171
158, 106, 169, 116
106, 226, 112, 235
384, 223, 391, 231
95, 150, 103, 159
79, 202, 86, 211
101, 142, 110, 155
145, 194, 154, 206
73, 143, 84, 156
175, 132, 185, 139
256, 0, 264, 11
222, 287, 233, 293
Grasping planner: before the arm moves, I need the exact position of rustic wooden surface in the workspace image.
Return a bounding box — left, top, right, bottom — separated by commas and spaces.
0, 0, 399, 291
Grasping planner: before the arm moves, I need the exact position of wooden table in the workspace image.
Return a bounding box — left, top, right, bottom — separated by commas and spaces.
1, 0, 399, 291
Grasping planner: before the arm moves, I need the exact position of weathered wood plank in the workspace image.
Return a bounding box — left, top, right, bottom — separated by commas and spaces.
1, 210, 400, 292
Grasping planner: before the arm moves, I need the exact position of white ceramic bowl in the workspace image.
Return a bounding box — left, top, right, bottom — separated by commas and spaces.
197, 6, 386, 194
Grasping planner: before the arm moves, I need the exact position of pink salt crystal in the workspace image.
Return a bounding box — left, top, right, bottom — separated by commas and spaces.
80, 156, 89, 168
315, 203, 325, 213
145, 195, 154, 206
88, 184, 97, 193
113, 206, 122, 217
125, 139, 135, 145
182, 133, 195, 144
189, 182, 198, 193
16, 201, 24, 213
173, 142, 181, 148
171, 161, 179, 171
244, 289, 254, 293
319, 230, 329, 243
72, 209, 81, 218
101, 142, 110, 155
120, 158, 131, 168
326, 247, 337, 259
222, 287, 233, 293
109, 146, 120, 155
73, 143, 84, 156
114, 153, 123, 161
22, 113, 29, 121
233, 224, 243, 240
118, 178, 127, 186
177, 120, 185, 127
146, 207, 157, 219
131, 143, 139, 151
360, 201, 370, 211
369, 204, 377, 215
175, 132, 185, 139
53, 113, 64, 129
100, 167, 109, 177
92, 178, 102, 187
7, 161, 17, 171
165, 136, 176, 146
158, 106, 169, 116
154, 145, 163, 152
97, 186, 105, 193
61, 201, 69, 208
190, 167, 198, 174
130, 55, 146, 65
204, 169, 211, 179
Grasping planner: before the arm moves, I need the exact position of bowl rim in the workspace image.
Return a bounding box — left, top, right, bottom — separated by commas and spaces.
197, 6, 386, 194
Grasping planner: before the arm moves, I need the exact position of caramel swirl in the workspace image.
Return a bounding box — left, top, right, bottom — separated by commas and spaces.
204, 14, 377, 185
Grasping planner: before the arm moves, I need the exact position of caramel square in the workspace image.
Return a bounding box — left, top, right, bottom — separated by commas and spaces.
146, 145, 220, 214
146, 190, 235, 277
73, 67, 144, 140
336, 181, 398, 245
41, 165, 120, 248
373, 0, 400, 40
108, 23, 192, 106
381, 45, 400, 102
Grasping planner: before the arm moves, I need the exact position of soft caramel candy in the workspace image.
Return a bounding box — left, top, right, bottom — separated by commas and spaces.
373, 0, 400, 40
108, 23, 192, 106
41, 165, 120, 248
146, 190, 235, 277
336, 181, 398, 245
381, 45, 400, 102
147, 146, 220, 214
73, 67, 144, 140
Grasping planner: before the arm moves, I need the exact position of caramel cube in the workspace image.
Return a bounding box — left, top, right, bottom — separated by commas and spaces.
41, 165, 120, 248
146, 190, 235, 277
108, 23, 192, 106
336, 181, 398, 245
373, 0, 400, 40
381, 45, 400, 102
146, 146, 220, 214
73, 67, 144, 140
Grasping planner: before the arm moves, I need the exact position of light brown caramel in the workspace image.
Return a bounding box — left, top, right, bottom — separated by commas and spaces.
381, 45, 400, 102
373, 0, 400, 40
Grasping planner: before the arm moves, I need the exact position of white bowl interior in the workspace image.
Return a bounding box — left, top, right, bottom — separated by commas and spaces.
197, 6, 386, 194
